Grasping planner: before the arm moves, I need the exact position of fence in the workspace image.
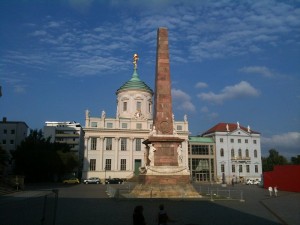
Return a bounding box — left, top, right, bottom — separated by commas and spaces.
0, 189, 58, 225
194, 185, 244, 201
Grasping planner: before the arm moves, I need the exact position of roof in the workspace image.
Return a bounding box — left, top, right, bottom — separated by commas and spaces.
189, 136, 215, 143
116, 68, 153, 95
201, 122, 260, 136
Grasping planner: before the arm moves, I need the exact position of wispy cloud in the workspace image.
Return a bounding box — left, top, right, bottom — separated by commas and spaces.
172, 88, 196, 112
198, 81, 260, 104
239, 66, 274, 78
195, 82, 208, 89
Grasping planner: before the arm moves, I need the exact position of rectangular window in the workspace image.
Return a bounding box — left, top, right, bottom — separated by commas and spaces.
255, 165, 258, 173
120, 159, 126, 171
107, 122, 113, 128
3, 129, 7, 134
246, 165, 250, 173
11, 129, 15, 134
90, 159, 96, 171
2, 140, 6, 144
221, 164, 225, 173
136, 123, 142, 129
123, 102, 127, 111
253, 139, 257, 144
136, 101, 141, 111
230, 139, 234, 143
191, 145, 209, 155
105, 159, 111, 170
122, 123, 128, 129
106, 138, 112, 150
245, 139, 248, 143
177, 125, 182, 130
239, 165, 243, 173
91, 122, 97, 127
10, 140, 14, 144
232, 165, 235, 173
238, 139, 241, 143
90, 138, 97, 150
136, 138, 142, 151
121, 138, 127, 151
220, 138, 223, 143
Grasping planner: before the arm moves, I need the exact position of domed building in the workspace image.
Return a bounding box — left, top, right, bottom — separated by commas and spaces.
82, 55, 189, 180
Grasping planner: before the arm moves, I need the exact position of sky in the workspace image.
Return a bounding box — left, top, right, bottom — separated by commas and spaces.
0, 0, 299, 158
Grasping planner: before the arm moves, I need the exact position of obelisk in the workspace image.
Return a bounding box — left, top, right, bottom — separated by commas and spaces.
141, 27, 190, 185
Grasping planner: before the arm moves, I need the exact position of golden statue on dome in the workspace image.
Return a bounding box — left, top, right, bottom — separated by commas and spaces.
133, 53, 139, 69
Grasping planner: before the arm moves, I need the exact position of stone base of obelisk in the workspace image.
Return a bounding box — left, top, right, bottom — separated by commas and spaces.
129, 166, 202, 198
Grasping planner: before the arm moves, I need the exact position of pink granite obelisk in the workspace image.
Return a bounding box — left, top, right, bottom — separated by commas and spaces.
141, 27, 190, 185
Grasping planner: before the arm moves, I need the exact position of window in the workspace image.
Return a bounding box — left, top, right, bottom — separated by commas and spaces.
120, 159, 126, 171
255, 165, 258, 173
3, 129, 7, 134
231, 149, 235, 157
238, 149, 242, 157
123, 102, 127, 111
107, 123, 113, 128
91, 122, 97, 127
253, 139, 257, 144
136, 101, 141, 111
220, 148, 224, 157
245, 139, 248, 143
2, 140, 6, 144
136, 138, 142, 151
10, 140, 14, 144
105, 159, 111, 170
232, 165, 235, 173
239, 165, 243, 173
90, 138, 97, 150
221, 164, 225, 173
191, 145, 209, 155
254, 149, 258, 158
122, 123, 128, 129
238, 139, 241, 143
11, 129, 15, 134
220, 138, 223, 143
106, 138, 112, 150
121, 138, 127, 151
136, 123, 142, 129
230, 139, 234, 143
90, 159, 96, 171
245, 149, 249, 157
246, 165, 250, 173
177, 125, 182, 130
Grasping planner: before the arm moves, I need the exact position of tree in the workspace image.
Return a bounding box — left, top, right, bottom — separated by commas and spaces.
11, 129, 79, 182
0, 145, 9, 174
290, 155, 300, 164
262, 149, 288, 172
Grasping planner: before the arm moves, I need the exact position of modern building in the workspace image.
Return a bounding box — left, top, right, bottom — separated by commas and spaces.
0, 117, 29, 174
43, 121, 84, 177
202, 122, 262, 184
82, 63, 190, 181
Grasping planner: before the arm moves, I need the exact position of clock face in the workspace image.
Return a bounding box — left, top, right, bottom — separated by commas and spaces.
160, 121, 171, 133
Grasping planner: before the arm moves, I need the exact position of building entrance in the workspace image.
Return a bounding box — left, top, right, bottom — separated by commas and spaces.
134, 159, 141, 176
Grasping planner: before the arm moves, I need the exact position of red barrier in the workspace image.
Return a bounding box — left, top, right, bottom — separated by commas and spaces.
263, 165, 300, 192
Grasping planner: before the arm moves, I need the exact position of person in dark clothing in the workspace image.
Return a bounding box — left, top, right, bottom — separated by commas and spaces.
133, 205, 146, 225
157, 204, 169, 225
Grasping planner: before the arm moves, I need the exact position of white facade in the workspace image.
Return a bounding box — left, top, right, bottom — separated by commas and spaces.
202, 122, 262, 184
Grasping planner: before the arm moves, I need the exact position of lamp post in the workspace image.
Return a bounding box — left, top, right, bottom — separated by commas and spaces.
104, 166, 107, 185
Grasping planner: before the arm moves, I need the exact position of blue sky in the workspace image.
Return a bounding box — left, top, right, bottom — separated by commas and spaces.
0, 0, 299, 158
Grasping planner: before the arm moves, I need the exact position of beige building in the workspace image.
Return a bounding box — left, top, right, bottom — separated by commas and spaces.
82, 66, 190, 181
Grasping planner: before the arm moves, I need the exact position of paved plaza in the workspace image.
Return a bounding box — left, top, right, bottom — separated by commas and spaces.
0, 183, 299, 225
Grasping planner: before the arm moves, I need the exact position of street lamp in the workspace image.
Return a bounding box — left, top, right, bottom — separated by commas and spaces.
104, 166, 107, 185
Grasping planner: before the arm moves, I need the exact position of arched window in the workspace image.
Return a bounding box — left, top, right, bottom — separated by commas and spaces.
254, 149, 258, 158
238, 149, 242, 157
245, 149, 249, 157
220, 148, 224, 157
231, 149, 235, 158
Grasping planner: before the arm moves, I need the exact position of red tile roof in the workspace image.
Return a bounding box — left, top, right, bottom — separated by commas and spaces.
201, 122, 260, 136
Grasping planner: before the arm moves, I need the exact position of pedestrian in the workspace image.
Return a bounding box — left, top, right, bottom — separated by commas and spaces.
268, 186, 273, 197
157, 204, 177, 225
274, 186, 278, 197
231, 178, 234, 187
133, 205, 146, 225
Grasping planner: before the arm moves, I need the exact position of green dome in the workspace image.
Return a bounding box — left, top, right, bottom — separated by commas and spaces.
116, 68, 153, 95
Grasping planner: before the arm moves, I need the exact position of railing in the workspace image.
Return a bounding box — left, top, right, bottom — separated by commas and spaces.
231, 156, 251, 161
0, 189, 59, 225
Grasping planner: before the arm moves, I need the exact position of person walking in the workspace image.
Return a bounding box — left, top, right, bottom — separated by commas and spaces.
133, 205, 146, 225
268, 186, 273, 197
274, 186, 278, 197
158, 204, 169, 225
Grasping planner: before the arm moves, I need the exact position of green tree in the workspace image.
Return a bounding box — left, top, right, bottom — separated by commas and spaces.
262, 149, 288, 172
290, 155, 300, 164
0, 145, 9, 174
11, 129, 79, 182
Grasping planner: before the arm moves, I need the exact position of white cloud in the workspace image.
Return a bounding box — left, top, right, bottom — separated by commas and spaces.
172, 88, 196, 112
195, 82, 208, 89
197, 81, 260, 104
239, 66, 274, 77
261, 132, 300, 157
